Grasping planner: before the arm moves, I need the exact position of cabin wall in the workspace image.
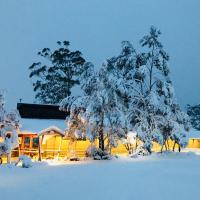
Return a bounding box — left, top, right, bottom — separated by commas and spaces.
112, 143, 129, 155
152, 139, 200, 151
41, 137, 200, 158
152, 140, 180, 152
41, 136, 93, 158
39, 136, 130, 158
187, 139, 200, 148
17, 133, 200, 160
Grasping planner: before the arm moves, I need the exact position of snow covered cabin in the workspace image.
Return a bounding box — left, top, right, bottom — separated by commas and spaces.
17, 103, 68, 160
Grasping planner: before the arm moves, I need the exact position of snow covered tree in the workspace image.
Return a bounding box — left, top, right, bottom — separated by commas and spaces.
60, 27, 189, 157
29, 41, 86, 104
128, 26, 190, 153
0, 90, 20, 136
0, 90, 20, 164
169, 103, 190, 151
59, 62, 99, 158
187, 104, 200, 130
99, 41, 138, 153
60, 61, 129, 158
100, 27, 189, 154
60, 95, 87, 160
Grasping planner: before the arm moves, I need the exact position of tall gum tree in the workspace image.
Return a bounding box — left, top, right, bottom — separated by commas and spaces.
29, 41, 85, 104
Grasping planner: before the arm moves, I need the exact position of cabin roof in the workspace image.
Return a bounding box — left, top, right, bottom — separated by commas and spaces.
17, 103, 69, 119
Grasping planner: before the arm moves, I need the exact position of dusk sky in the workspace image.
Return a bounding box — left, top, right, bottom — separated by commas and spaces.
0, 0, 200, 110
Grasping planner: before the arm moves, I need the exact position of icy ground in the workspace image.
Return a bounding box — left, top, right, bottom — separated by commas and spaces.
0, 151, 200, 200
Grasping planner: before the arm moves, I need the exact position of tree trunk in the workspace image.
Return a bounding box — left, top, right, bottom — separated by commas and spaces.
99, 126, 104, 151
38, 136, 43, 161
160, 144, 164, 153
172, 141, 176, 152
98, 111, 105, 151
135, 136, 138, 150
164, 143, 168, 151
166, 140, 169, 150
178, 145, 181, 152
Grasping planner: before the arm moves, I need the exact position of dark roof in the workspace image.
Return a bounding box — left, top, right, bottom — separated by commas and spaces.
17, 103, 69, 119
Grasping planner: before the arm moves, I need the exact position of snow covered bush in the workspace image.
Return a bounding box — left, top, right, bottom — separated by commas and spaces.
130, 144, 150, 158
86, 145, 111, 160
85, 145, 97, 157
122, 131, 137, 154
15, 155, 33, 168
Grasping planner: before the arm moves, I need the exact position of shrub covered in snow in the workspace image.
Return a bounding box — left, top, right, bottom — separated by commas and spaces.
130, 144, 150, 158
122, 131, 137, 154
15, 155, 33, 168
86, 145, 111, 160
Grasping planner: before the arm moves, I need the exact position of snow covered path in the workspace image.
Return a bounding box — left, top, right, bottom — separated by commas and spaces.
0, 152, 199, 200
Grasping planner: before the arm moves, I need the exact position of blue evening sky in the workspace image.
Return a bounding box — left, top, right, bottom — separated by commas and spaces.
0, 0, 200, 110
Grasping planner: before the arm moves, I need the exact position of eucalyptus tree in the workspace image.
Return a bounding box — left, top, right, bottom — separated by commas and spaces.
29, 41, 85, 104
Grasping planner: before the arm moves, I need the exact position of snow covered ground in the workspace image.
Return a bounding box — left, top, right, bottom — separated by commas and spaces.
1, 151, 200, 200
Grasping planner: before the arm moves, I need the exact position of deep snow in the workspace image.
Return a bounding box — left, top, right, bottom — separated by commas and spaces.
0, 152, 200, 200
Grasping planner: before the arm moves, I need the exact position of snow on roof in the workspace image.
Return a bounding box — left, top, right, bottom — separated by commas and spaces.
39, 126, 64, 136
20, 118, 67, 135
189, 128, 200, 139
